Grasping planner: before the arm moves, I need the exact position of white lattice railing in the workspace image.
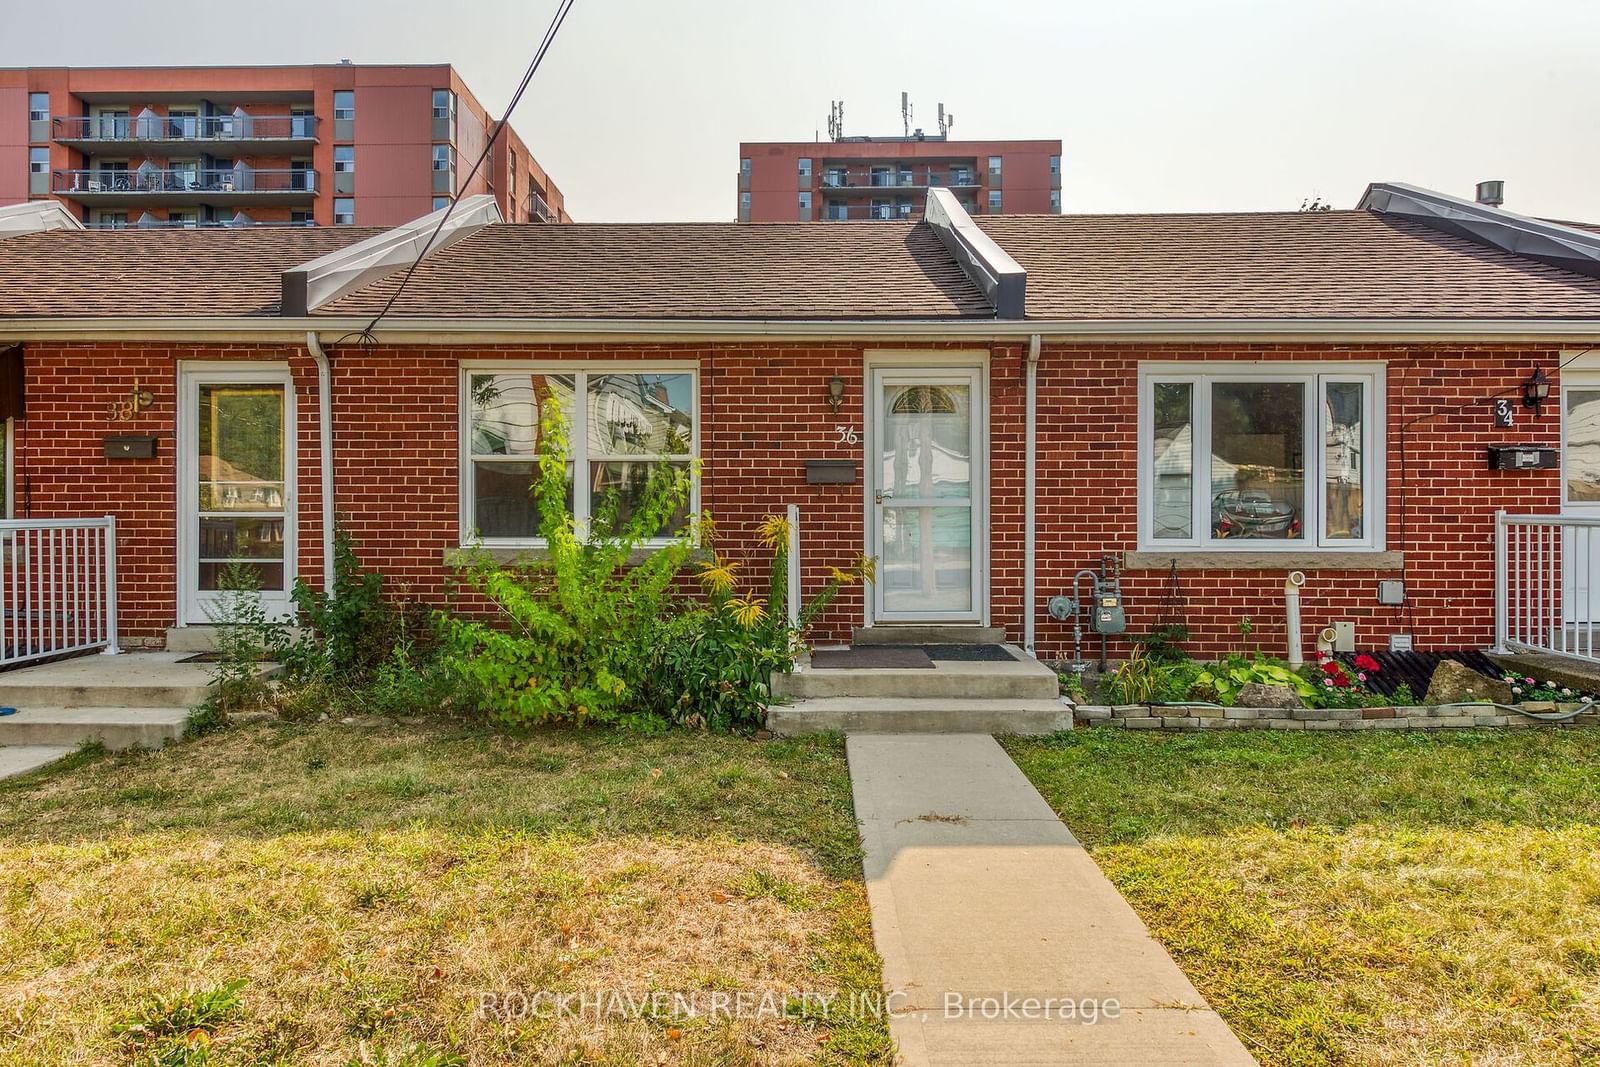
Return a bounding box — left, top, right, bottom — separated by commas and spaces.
1494, 511, 1600, 661
0, 516, 119, 668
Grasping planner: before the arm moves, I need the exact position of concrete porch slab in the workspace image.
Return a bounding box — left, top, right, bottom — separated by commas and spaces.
848, 733, 1255, 1065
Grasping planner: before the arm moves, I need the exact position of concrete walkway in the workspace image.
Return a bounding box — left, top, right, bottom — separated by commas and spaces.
848, 733, 1256, 1066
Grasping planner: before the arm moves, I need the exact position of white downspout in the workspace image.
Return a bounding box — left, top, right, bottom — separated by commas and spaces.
1024, 334, 1041, 656
305, 332, 337, 596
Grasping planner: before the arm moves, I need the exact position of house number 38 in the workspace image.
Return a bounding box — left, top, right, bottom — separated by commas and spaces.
836, 425, 860, 445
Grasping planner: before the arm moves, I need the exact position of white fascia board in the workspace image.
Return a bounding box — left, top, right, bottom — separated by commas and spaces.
5, 316, 1600, 344
281, 194, 502, 315
0, 200, 84, 236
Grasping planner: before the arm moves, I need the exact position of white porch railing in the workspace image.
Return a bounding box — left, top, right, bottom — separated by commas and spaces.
0, 516, 119, 668
1494, 511, 1600, 661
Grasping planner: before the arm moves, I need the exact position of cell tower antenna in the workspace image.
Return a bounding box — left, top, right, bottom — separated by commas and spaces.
828, 100, 845, 141
938, 102, 951, 138
901, 91, 912, 137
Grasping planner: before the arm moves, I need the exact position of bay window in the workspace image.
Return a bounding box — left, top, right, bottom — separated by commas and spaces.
462, 366, 696, 545
1139, 365, 1382, 550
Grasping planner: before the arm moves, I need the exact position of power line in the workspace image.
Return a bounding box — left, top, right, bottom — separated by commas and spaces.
337, 0, 576, 349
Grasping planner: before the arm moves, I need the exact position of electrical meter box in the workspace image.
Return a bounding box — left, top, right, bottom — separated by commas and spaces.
1090, 590, 1125, 635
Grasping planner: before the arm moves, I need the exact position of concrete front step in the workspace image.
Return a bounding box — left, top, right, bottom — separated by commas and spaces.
768, 697, 1073, 735
0, 744, 75, 781
0, 706, 190, 750
773, 645, 1059, 701
853, 625, 1006, 645
0, 651, 223, 709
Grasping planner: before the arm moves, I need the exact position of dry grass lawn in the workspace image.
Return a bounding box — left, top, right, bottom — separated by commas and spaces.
1006, 729, 1600, 1067
0, 721, 892, 1066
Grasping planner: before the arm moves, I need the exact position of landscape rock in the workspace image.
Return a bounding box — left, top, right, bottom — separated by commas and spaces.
1235, 682, 1302, 709
1424, 660, 1513, 707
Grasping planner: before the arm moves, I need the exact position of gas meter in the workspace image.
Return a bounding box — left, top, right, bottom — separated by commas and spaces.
1060, 555, 1126, 671
1090, 582, 1125, 635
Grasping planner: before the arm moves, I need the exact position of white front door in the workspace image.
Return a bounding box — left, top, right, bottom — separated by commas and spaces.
870, 367, 984, 622
178, 364, 296, 623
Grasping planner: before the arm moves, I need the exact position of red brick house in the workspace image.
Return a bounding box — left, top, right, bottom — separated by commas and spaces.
1, 184, 1599, 664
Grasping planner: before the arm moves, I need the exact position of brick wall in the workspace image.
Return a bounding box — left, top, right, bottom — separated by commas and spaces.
11, 339, 1566, 657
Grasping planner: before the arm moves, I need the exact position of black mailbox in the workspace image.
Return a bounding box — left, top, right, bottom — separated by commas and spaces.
805, 460, 857, 484
104, 435, 157, 459
1487, 444, 1556, 471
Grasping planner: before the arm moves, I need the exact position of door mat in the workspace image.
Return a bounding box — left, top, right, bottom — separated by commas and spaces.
811, 646, 933, 670
921, 644, 1017, 662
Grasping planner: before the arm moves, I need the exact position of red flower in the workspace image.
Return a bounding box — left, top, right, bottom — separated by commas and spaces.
1333, 675, 1352, 688
1320, 661, 1343, 676
1354, 653, 1381, 672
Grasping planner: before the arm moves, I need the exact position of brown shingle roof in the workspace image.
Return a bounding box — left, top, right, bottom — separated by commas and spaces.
314, 220, 992, 320
0, 226, 386, 318
976, 210, 1600, 320
5, 209, 1600, 324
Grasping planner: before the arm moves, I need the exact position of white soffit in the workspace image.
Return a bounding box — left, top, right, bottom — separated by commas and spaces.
0, 200, 84, 237
280, 194, 503, 315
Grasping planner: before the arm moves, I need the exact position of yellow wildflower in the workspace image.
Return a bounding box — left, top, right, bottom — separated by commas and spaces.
757, 513, 792, 549
697, 556, 741, 595
730, 595, 767, 627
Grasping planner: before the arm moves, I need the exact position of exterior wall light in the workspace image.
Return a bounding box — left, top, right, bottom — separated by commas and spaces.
1523, 366, 1551, 415
827, 375, 846, 413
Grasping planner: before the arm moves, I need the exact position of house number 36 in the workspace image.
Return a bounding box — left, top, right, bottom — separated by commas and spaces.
836, 425, 860, 445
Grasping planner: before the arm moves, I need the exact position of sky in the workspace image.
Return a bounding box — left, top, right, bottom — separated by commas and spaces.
6, 0, 1598, 224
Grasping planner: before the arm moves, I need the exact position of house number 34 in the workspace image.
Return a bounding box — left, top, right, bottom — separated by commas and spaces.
835, 425, 860, 445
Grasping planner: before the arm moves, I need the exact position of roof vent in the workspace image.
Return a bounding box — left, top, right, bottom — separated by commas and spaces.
280, 193, 502, 317
1476, 180, 1505, 207
923, 188, 1026, 318
1360, 181, 1600, 280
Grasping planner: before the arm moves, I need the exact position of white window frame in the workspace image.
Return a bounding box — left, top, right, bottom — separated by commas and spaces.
28, 93, 48, 123
432, 144, 454, 172
459, 362, 700, 548
1561, 365, 1600, 513
332, 197, 355, 225
333, 91, 355, 121
333, 146, 355, 172
28, 147, 47, 174
1136, 362, 1386, 552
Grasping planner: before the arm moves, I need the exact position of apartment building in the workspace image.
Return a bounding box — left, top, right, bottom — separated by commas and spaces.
0, 64, 569, 229
737, 135, 1061, 222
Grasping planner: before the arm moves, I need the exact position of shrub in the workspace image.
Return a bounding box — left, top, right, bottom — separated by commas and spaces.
640, 515, 873, 730
444, 397, 701, 729
286, 528, 432, 684
1103, 644, 1169, 704
1193, 654, 1315, 705
1135, 623, 1190, 664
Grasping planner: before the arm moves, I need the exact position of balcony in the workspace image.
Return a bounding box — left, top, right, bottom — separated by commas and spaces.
53, 168, 317, 207
84, 219, 317, 230
526, 190, 555, 223
817, 166, 981, 193
821, 199, 982, 221
53, 113, 319, 153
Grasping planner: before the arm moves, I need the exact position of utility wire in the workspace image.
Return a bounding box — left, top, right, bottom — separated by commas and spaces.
335, 0, 576, 349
